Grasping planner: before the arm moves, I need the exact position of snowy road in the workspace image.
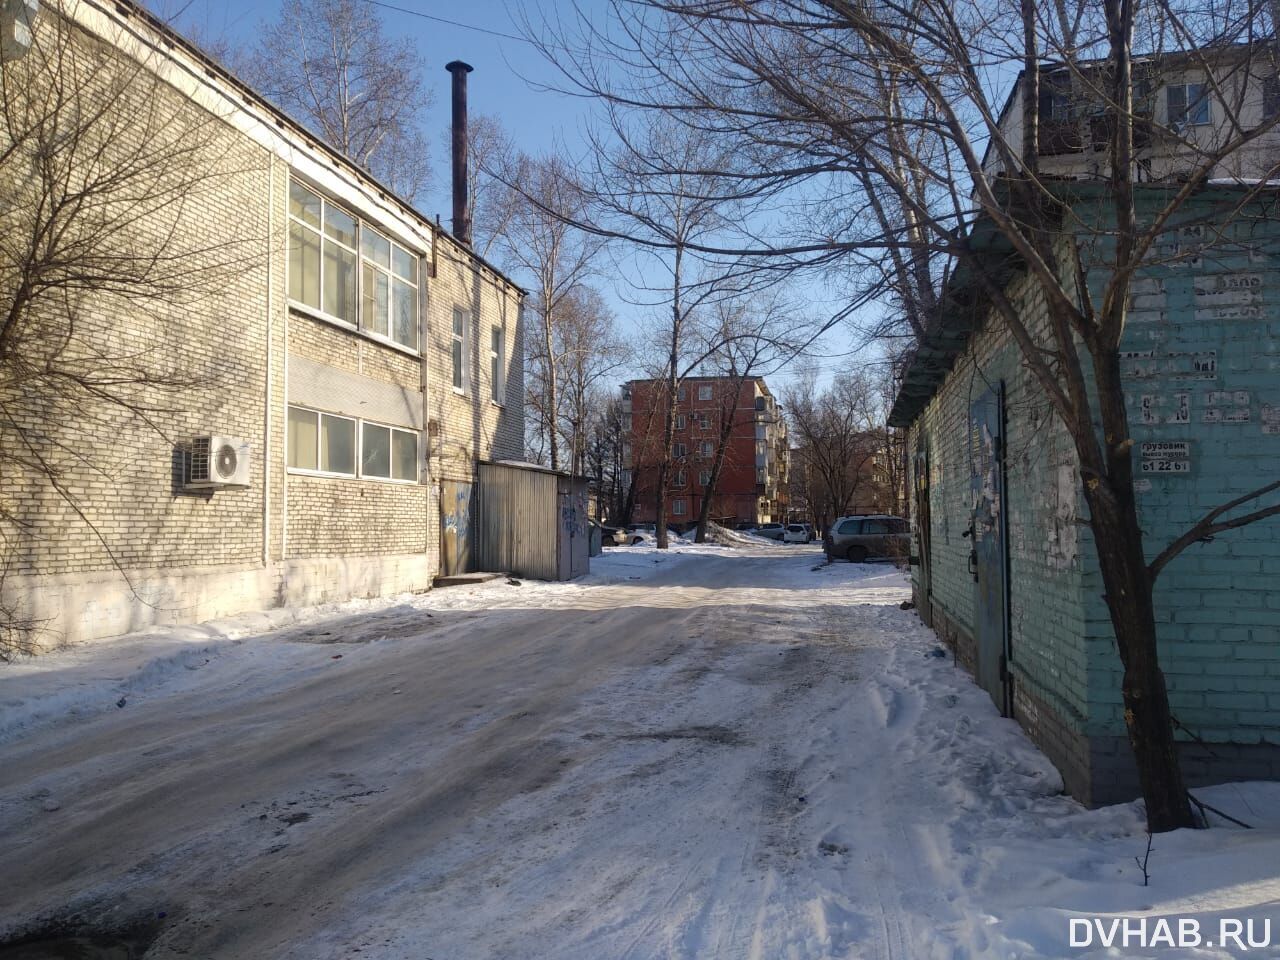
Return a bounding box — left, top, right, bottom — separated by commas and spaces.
2, 546, 1278, 959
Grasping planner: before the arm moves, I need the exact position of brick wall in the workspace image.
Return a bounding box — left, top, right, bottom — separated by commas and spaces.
907, 190, 1280, 803
1, 5, 527, 644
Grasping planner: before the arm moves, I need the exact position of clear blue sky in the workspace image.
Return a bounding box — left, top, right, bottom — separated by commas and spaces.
156, 0, 876, 392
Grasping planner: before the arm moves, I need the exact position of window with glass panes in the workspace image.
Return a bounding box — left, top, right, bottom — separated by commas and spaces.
360, 227, 419, 349
288, 405, 417, 482
452, 308, 468, 392
490, 326, 505, 403
289, 180, 419, 350
360, 422, 418, 481
287, 406, 356, 476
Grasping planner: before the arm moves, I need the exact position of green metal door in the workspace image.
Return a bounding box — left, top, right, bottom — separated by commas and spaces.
969, 385, 1011, 714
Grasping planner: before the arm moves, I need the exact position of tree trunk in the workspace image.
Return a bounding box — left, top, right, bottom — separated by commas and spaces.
1084, 349, 1195, 832
694, 390, 739, 542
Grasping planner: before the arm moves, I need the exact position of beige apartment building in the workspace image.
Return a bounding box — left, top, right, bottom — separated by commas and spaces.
0, 0, 524, 645
985, 47, 1280, 182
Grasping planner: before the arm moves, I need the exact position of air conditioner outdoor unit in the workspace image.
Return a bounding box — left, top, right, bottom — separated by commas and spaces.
188, 435, 251, 489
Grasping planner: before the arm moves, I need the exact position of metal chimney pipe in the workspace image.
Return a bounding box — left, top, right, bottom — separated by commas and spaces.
445, 60, 474, 246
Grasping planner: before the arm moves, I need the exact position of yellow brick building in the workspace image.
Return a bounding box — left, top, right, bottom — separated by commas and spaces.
0, 0, 524, 645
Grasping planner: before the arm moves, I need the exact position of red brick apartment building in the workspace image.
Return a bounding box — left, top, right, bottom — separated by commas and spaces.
622, 377, 789, 528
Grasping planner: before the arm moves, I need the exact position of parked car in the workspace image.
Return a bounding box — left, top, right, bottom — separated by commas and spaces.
622, 523, 681, 545
824, 515, 909, 562
782, 523, 812, 543
752, 522, 786, 541
597, 523, 628, 546
733, 521, 758, 532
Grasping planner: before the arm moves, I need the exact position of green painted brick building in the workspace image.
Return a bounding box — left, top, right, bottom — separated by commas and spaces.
889, 182, 1280, 805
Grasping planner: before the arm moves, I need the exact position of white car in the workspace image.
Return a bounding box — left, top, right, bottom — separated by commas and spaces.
782, 523, 811, 543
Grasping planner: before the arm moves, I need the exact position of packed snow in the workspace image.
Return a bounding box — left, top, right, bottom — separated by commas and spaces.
1, 544, 1276, 958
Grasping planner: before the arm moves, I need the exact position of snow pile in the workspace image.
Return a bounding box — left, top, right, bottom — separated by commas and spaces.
703, 521, 782, 547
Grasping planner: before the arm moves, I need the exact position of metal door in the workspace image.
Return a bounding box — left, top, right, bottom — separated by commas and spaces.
440, 480, 474, 576
969, 385, 1011, 714
913, 436, 932, 609
569, 485, 589, 578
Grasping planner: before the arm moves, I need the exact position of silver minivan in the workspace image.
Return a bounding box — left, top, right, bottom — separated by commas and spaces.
824, 515, 909, 562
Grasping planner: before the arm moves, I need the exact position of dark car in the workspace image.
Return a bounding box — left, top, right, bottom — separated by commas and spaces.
824, 515, 909, 562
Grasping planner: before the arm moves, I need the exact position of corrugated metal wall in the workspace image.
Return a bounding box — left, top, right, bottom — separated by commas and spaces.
475, 463, 563, 580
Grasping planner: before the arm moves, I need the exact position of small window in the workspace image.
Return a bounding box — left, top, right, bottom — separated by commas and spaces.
677, 386, 687, 401
391, 429, 417, 481
287, 406, 356, 475
698, 414, 710, 430
489, 326, 504, 404
361, 422, 417, 480
1265, 76, 1280, 121
452, 308, 468, 392
837, 519, 862, 535
675, 414, 687, 430
287, 405, 318, 469
673, 442, 687, 458
1168, 82, 1209, 127
672, 498, 687, 516
673, 470, 686, 487
698, 385, 713, 401
320, 414, 356, 474
699, 441, 714, 458
362, 422, 392, 477
699, 470, 711, 485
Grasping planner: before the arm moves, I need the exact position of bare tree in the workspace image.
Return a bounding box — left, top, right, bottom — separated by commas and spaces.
691, 296, 804, 542
244, 0, 431, 202
785, 371, 885, 536
490, 152, 604, 471
0, 4, 258, 658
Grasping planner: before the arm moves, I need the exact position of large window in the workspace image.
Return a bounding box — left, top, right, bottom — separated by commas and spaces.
289, 179, 419, 350
1167, 83, 1209, 127
452, 308, 469, 392
490, 326, 505, 404
288, 405, 417, 481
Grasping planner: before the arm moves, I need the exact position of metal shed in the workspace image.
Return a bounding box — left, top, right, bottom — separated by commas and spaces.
474, 461, 590, 581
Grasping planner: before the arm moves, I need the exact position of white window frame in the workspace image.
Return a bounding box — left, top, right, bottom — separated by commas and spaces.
286, 404, 357, 478
672, 498, 688, 516
675, 414, 687, 430
489, 325, 505, 405
699, 469, 711, 485
288, 178, 421, 355
697, 384, 714, 401
359, 224, 419, 351
452, 307, 469, 394
673, 442, 688, 459
699, 440, 714, 458
698, 414, 711, 430
359, 419, 420, 483
673, 469, 687, 487
287, 404, 419, 483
